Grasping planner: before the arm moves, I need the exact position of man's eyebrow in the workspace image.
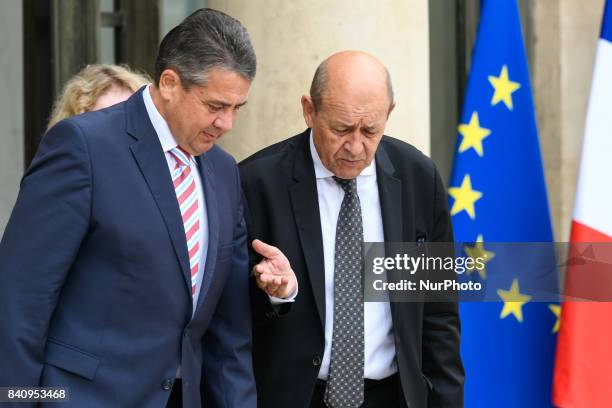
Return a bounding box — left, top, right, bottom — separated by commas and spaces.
331, 121, 353, 128
203, 99, 248, 108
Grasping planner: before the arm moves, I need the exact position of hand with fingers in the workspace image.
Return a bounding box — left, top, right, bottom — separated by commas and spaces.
251, 239, 297, 299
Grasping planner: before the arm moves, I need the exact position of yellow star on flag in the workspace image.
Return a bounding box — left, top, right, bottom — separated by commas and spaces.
488, 65, 521, 110
458, 112, 491, 157
448, 175, 483, 220
549, 304, 561, 333
464, 234, 495, 279
497, 278, 532, 322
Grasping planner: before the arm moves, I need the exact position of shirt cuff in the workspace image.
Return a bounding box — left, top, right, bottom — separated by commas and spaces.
268, 282, 298, 305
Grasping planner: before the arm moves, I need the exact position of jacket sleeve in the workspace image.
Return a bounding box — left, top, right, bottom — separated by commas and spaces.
200, 164, 256, 407
0, 119, 92, 389
422, 166, 465, 408
241, 185, 293, 319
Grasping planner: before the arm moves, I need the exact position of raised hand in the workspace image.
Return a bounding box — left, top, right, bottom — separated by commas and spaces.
251, 239, 297, 299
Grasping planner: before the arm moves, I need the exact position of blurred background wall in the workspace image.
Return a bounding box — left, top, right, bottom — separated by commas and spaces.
0, 1, 24, 234
0, 0, 607, 241
211, 0, 430, 160
532, 0, 605, 244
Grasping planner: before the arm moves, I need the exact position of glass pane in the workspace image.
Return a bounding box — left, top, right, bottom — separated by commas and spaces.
100, 0, 115, 64
162, 0, 206, 39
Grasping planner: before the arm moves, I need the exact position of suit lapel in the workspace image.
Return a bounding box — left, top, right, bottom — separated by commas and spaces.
126, 90, 193, 300
376, 141, 405, 243
289, 132, 326, 328
375, 141, 415, 320
194, 154, 219, 313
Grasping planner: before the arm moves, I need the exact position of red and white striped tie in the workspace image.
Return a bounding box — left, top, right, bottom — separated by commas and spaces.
169, 146, 200, 297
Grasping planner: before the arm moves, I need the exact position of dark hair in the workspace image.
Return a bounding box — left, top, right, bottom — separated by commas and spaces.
155, 8, 256, 87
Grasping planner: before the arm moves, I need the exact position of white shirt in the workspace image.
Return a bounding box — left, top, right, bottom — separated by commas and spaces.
310, 132, 398, 380
142, 85, 209, 315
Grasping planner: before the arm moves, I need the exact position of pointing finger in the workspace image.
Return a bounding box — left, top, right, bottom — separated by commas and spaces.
252, 239, 280, 259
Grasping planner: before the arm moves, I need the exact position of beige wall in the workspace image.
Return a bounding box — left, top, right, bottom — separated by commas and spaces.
2, 1, 599, 243
533, 0, 605, 242
532, 0, 561, 241
210, 0, 605, 243
210, 0, 430, 161
558, 0, 605, 241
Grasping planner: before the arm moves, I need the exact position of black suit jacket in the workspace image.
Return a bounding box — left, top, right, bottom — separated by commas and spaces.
239, 130, 464, 408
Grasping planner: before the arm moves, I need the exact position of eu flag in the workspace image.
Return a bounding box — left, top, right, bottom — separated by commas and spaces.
448, 0, 559, 406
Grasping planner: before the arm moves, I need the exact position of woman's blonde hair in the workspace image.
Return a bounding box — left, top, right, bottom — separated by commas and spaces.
47, 64, 150, 129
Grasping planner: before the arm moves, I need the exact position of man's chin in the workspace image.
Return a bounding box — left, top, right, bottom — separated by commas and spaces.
188, 140, 216, 156
334, 163, 366, 179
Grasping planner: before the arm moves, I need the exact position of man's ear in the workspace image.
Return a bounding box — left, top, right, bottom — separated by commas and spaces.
301, 95, 316, 128
158, 69, 182, 101
387, 101, 396, 119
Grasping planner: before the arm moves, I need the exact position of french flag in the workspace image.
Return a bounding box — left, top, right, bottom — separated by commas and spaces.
553, 1, 612, 407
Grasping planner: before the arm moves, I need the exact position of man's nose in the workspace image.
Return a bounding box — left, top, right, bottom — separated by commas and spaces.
342, 131, 364, 156
212, 109, 235, 132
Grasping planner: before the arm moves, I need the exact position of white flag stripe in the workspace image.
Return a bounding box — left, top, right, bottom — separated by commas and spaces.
573, 38, 612, 237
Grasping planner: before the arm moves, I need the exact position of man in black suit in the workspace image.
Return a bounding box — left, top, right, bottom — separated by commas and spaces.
240, 51, 464, 408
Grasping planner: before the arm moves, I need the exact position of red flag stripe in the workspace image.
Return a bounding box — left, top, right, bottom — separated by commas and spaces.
553, 221, 612, 408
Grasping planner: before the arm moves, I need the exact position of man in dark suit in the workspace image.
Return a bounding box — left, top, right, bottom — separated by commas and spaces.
241, 51, 464, 408
0, 9, 295, 408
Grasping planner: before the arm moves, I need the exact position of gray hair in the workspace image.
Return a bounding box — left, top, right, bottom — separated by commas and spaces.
155, 8, 256, 87
309, 60, 394, 111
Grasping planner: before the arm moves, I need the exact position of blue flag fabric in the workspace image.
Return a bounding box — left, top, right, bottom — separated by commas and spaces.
602, 0, 612, 42
448, 0, 559, 406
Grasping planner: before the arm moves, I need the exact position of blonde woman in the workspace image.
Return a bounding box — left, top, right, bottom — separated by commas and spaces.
47, 64, 150, 129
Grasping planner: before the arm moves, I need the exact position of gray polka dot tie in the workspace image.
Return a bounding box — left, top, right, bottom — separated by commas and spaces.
325, 177, 365, 408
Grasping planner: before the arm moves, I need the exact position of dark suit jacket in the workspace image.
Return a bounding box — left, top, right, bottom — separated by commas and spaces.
240, 130, 464, 408
0, 89, 256, 408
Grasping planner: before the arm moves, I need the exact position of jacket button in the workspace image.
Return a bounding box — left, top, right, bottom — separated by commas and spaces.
161, 379, 173, 391
312, 356, 322, 366
265, 311, 278, 319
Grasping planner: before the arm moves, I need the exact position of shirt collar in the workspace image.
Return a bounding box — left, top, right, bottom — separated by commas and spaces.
142, 84, 179, 153
308, 129, 376, 180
